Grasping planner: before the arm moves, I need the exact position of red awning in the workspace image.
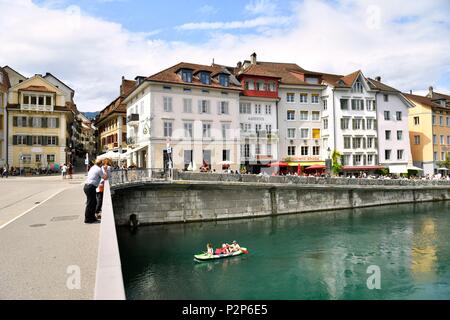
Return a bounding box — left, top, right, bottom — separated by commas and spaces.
269, 161, 289, 167
342, 166, 385, 171
305, 165, 326, 170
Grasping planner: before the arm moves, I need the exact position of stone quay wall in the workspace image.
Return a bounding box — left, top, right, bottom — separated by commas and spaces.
111, 173, 450, 226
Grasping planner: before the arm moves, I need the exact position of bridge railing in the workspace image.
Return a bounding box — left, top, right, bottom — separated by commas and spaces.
109, 168, 168, 187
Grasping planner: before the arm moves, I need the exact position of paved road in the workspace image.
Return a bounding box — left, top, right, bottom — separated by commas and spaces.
0, 174, 100, 299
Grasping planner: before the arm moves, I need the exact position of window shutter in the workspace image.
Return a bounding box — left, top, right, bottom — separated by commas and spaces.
27, 136, 32, 146
217, 101, 221, 115
198, 100, 202, 114
351, 100, 355, 110
29, 117, 33, 127
13, 117, 18, 127
42, 118, 48, 128
363, 138, 366, 149
42, 136, 47, 146
362, 119, 365, 130
207, 100, 211, 113
352, 119, 356, 130
56, 137, 59, 145
56, 118, 60, 128
13, 135, 17, 145
361, 100, 364, 110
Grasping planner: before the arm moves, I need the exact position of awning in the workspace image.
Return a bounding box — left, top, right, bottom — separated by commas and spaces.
342, 166, 385, 171
437, 167, 449, 171
388, 165, 408, 174
269, 161, 289, 167
407, 165, 423, 171
124, 144, 147, 156
288, 161, 325, 166
305, 165, 326, 170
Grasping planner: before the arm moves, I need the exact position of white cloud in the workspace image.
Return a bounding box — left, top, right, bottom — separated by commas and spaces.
176, 16, 292, 31
198, 4, 218, 15
245, 0, 278, 15
0, 0, 449, 112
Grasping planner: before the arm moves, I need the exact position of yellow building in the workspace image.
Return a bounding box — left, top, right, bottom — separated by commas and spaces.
0, 67, 10, 167
406, 93, 450, 175
96, 78, 135, 155
6, 74, 73, 172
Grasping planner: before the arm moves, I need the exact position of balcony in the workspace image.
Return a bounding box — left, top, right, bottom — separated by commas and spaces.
127, 114, 139, 126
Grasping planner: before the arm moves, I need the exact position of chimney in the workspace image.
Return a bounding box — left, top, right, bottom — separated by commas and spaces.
251, 52, 257, 65
429, 86, 434, 97
237, 61, 242, 70
410, 90, 412, 94
375, 76, 381, 82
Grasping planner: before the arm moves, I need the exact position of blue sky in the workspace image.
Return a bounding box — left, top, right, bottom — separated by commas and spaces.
1, 0, 449, 111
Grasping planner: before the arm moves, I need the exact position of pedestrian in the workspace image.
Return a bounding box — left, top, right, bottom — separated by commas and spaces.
61, 163, 67, 179
84, 158, 108, 224
95, 159, 111, 220
68, 163, 73, 179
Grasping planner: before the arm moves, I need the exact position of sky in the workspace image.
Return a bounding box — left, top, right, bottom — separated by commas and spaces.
0, 0, 449, 112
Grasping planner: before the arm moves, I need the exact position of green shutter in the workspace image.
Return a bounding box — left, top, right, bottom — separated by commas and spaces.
13, 135, 17, 145
42, 118, 48, 128
56, 118, 60, 128
27, 136, 32, 146
42, 136, 47, 146
13, 117, 18, 127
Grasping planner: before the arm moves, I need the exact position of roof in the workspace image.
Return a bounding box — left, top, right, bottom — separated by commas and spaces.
0, 67, 11, 91
403, 93, 444, 109
146, 62, 242, 91
428, 91, 450, 101
121, 79, 137, 96
367, 78, 400, 93
18, 85, 55, 93
44, 72, 75, 93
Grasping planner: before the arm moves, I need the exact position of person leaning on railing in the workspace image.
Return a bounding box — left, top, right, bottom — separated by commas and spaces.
84, 158, 108, 224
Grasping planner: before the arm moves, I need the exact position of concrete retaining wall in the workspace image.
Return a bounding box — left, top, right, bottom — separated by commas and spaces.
111, 180, 450, 226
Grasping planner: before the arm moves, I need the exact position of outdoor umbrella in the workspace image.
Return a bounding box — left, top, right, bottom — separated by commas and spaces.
269, 161, 288, 167
218, 161, 234, 165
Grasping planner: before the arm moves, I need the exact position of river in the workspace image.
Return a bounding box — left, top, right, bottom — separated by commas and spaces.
117, 202, 450, 299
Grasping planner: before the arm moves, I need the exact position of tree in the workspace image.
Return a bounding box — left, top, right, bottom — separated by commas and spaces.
331, 150, 342, 176
439, 154, 450, 170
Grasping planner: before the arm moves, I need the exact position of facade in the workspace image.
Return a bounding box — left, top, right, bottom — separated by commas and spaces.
321, 70, 381, 173
96, 77, 136, 155
405, 93, 450, 175
368, 77, 414, 174
123, 62, 242, 171
77, 112, 97, 159
6, 73, 73, 171
0, 67, 11, 167
235, 54, 280, 173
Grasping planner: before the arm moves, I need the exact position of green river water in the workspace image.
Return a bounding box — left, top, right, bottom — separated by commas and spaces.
117, 202, 450, 300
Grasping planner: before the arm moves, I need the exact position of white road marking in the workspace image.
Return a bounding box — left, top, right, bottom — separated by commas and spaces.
0, 187, 68, 230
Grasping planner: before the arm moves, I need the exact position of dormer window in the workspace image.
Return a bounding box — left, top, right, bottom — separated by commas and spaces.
181, 69, 193, 83
200, 72, 211, 85
219, 74, 229, 87
352, 79, 364, 93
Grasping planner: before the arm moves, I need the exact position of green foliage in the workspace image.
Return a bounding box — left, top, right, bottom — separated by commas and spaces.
331, 150, 342, 176
439, 154, 450, 169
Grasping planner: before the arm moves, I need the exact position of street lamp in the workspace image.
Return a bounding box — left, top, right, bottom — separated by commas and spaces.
326, 147, 332, 176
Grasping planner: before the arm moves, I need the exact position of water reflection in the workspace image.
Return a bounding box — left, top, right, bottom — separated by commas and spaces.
411, 218, 437, 282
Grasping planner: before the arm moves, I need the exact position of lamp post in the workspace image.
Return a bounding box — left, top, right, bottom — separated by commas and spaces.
326, 147, 332, 176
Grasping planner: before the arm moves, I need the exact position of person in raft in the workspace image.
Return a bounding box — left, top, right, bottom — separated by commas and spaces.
221, 243, 230, 254
206, 243, 214, 256
230, 240, 241, 252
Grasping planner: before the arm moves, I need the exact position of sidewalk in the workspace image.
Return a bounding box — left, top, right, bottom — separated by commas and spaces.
0, 183, 100, 300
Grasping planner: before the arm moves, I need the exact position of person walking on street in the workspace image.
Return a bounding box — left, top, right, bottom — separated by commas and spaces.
68, 163, 73, 179
84, 158, 107, 224
61, 163, 67, 179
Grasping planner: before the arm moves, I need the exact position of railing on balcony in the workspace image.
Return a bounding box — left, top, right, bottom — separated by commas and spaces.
127, 114, 139, 126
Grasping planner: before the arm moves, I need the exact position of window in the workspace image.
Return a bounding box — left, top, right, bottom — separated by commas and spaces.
255, 124, 262, 134
440, 116, 444, 126
384, 94, 389, 102
255, 144, 261, 155
245, 80, 254, 90
200, 72, 211, 85
340, 99, 349, 110
48, 118, 58, 128
311, 94, 319, 104
366, 100, 376, 111
287, 93, 295, 103
441, 135, 444, 145
442, 152, 446, 161
312, 128, 321, 139
433, 134, 437, 144
47, 154, 55, 163
239, 103, 251, 114
300, 128, 309, 139
184, 122, 193, 138
288, 146, 296, 156
31, 96, 37, 105
344, 137, 351, 149
242, 144, 250, 158
163, 122, 172, 137
323, 99, 327, 110
301, 146, 309, 156
220, 101, 229, 114
385, 149, 391, 160
397, 150, 404, 160
47, 136, 57, 145
35, 154, 42, 163
323, 118, 328, 130
184, 150, 193, 169
385, 130, 391, 140
181, 69, 192, 82
447, 117, 450, 127
287, 110, 295, 121
341, 118, 350, 129
432, 115, 436, 125
367, 137, 374, 148
396, 112, 402, 121
353, 80, 363, 93
240, 123, 251, 132
202, 122, 211, 138
268, 82, 276, 92
312, 146, 320, 156
414, 117, 420, 125
23, 95, 30, 104
222, 149, 231, 161
354, 154, 362, 165
341, 155, 350, 166
434, 152, 438, 161
163, 86, 172, 90
300, 111, 308, 120
366, 118, 374, 130
32, 117, 42, 128
32, 136, 42, 145
312, 111, 320, 121
254, 104, 262, 114
367, 154, 374, 164
353, 118, 363, 130
256, 81, 266, 91
266, 124, 272, 134
200, 100, 210, 113
287, 128, 296, 139
447, 136, 450, 145
16, 135, 27, 145
219, 74, 229, 87
183, 99, 192, 113
397, 130, 403, 140
351, 99, 364, 111
300, 93, 308, 103
353, 137, 362, 149
222, 123, 230, 139
163, 97, 172, 112
305, 77, 319, 84
265, 105, 271, 114
384, 111, 390, 120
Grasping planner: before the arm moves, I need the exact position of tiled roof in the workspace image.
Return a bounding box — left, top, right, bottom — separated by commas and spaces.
146, 62, 242, 91
0, 67, 11, 91
428, 91, 450, 101
121, 79, 137, 96
367, 78, 400, 93
403, 93, 443, 109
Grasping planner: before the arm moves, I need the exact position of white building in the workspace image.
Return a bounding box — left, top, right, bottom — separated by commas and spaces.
321, 70, 380, 173
368, 77, 414, 174
123, 62, 242, 171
